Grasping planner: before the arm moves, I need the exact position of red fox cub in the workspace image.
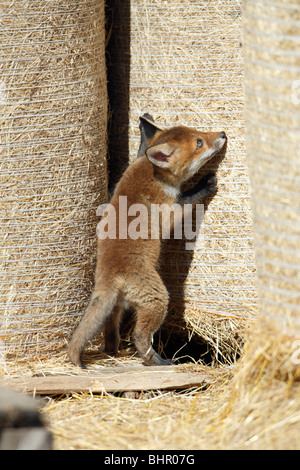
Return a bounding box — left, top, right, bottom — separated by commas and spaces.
68, 116, 227, 367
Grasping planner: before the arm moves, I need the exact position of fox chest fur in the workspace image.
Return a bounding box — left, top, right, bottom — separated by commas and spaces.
95, 156, 176, 279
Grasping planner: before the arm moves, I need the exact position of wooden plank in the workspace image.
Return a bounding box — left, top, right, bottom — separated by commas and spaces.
0, 365, 212, 395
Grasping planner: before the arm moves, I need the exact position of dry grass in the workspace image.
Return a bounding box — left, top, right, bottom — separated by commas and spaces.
0, 0, 108, 359
38, 323, 296, 451
43, 381, 299, 450
35, 336, 300, 450
2, 318, 299, 451
2, 322, 300, 450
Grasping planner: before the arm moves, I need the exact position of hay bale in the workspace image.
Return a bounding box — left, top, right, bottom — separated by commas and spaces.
107, 0, 257, 362
0, 0, 108, 361
243, 0, 300, 377
198, 3, 300, 447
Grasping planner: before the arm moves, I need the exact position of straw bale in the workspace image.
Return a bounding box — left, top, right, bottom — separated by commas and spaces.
236, 0, 300, 389
0, 0, 108, 360
193, 0, 300, 451
3, 349, 300, 450
3, 0, 300, 452
107, 0, 257, 362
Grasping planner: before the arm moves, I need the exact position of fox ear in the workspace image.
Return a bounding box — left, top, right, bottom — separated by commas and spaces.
146, 143, 176, 168
137, 114, 163, 158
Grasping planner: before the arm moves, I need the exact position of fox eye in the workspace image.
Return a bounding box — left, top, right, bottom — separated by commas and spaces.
196, 138, 203, 149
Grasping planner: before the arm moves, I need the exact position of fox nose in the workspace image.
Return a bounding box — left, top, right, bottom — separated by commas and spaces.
220, 131, 226, 139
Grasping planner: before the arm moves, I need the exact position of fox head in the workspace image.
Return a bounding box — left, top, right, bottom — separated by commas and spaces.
139, 114, 227, 186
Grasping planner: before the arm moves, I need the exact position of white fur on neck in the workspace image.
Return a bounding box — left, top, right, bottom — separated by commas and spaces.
188, 148, 215, 175
160, 181, 181, 199
188, 137, 225, 175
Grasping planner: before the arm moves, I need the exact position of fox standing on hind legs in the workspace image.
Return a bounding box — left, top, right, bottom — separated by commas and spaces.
68, 115, 227, 368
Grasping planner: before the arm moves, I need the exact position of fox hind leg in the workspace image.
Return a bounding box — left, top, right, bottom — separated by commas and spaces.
132, 279, 171, 366
104, 303, 123, 356
68, 288, 117, 368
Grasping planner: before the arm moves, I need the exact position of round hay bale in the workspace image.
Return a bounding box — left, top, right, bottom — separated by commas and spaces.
0, 0, 108, 361
243, 0, 300, 377
107, 0, 257, 362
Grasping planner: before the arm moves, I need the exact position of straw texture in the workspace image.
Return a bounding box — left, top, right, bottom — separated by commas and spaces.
108, 0, 257, 361
243, 0, 300, 377
0, 0, 108, 359
245, 0, 300, 340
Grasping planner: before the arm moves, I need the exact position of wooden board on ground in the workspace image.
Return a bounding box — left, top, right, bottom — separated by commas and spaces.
0, 365, 215, 395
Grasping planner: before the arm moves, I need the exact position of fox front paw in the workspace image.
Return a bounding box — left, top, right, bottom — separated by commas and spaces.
180, 172, 217, 203
203, 173, 217, 196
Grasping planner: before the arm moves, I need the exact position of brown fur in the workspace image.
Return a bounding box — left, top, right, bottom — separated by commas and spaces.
68, 120, 226, 367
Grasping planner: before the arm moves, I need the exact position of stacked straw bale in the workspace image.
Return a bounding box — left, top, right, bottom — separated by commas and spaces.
0, 0, 108, 360
107, 0, 257, 361
243, 0, 300, 377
